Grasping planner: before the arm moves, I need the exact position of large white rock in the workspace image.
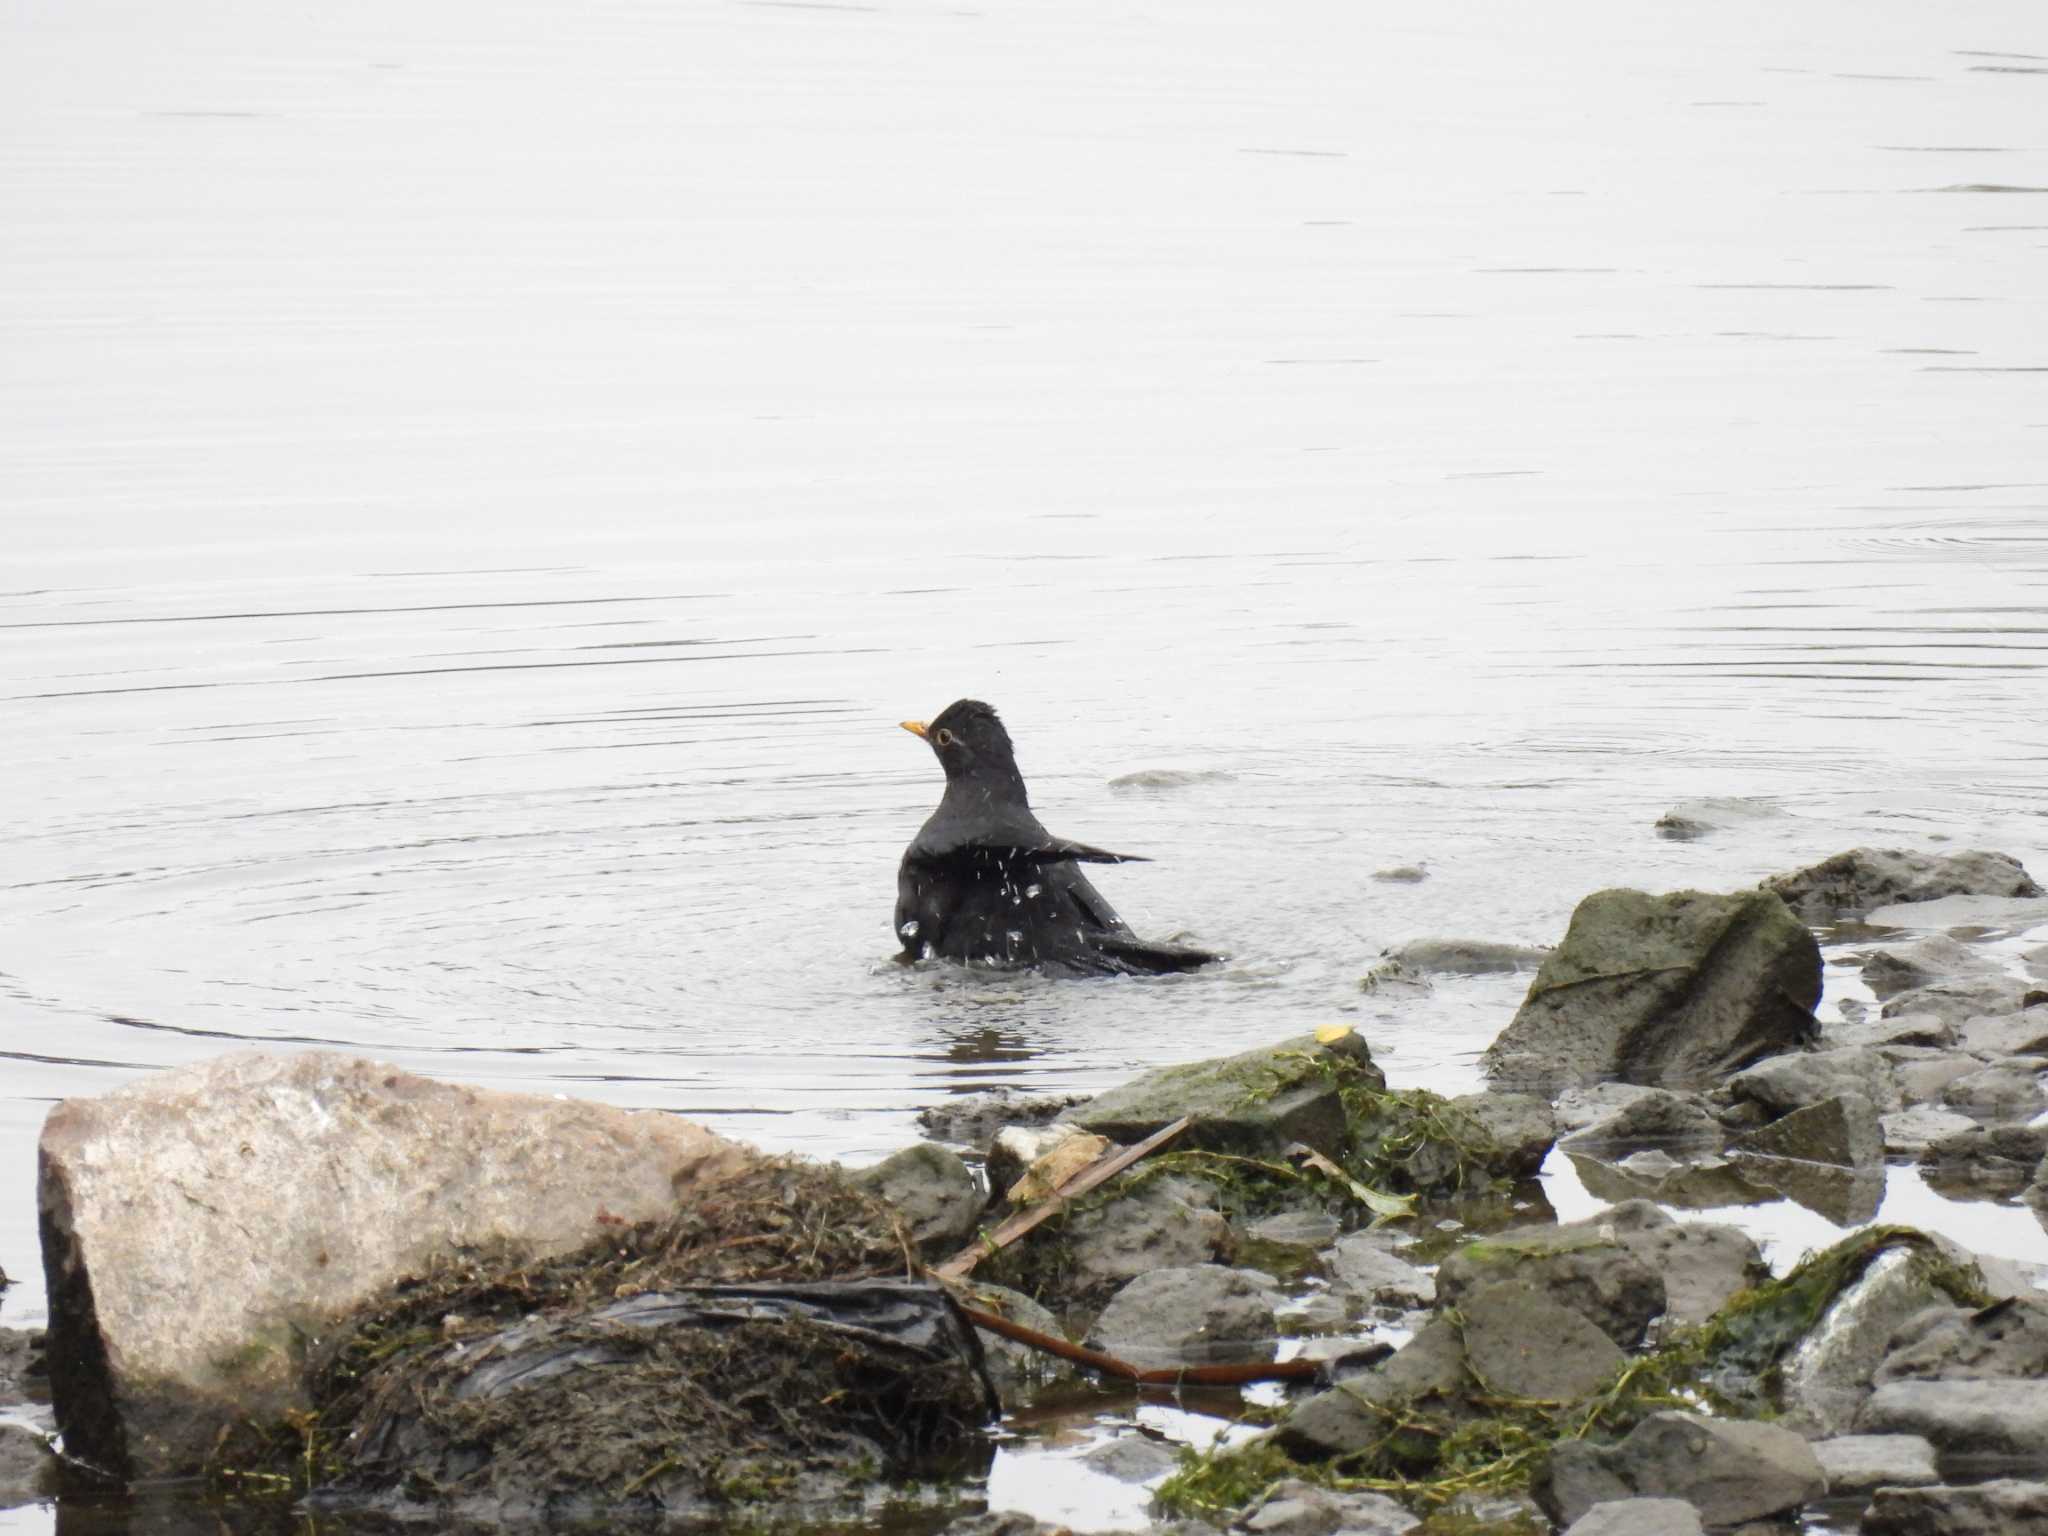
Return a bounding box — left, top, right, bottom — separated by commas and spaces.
39, 1049, 758, 1480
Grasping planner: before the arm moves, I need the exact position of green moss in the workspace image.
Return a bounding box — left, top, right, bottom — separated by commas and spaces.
1162, 1227, 1978, 1524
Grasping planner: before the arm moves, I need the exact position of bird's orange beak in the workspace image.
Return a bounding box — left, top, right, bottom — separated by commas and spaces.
900, 720, 929, 740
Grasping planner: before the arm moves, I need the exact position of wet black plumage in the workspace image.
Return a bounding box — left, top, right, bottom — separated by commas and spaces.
895, 699, 1221, 975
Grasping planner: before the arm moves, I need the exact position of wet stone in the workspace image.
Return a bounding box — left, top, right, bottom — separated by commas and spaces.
1856, 1379, 2048, 1468
1876, 1294, 2048, 1383
1861, 1479, 2048, 1536
1730, 1090, 1883, 1170
1484, 887, 1821, 1095
1446, 1090, 1556, 1176
1458, 1280, 1625, 1401
1325, 1233, 1434, 1310
1237, 1478, 1418, 1536
1598, 1200, 1766, 1328
1557, 1087, 1725, 1153
1860, 935, 2004, 1002
916, 1090, 1084, 1148
1078, 1433, 1179, 1483
1763, 847, 2043, 923
1883, 1105, 1981, 1156
956, 1281, 1078, 1393
1941, 1060, 2047, 1122
1435, 1214, 1666, 1349
1061, 1028, 1383, 1159
1728, 1045, 1900, 1115
1062, 1173, 1233, 1298
1959, 1003, 2048, 1058
1812, 1433, 1940, 1494
1537, 1412, 1826, 1528
1780, 1243, 1966, 1436
1386, 938, 1550, 975
0, 1424, 55, 1508
859, 1142, 984, 1255
1884, 976, 2041, 1030
1563, 1499, 1705, 1536
1917, 1123, 2048, 1199
1084, 1265, 1277, 1370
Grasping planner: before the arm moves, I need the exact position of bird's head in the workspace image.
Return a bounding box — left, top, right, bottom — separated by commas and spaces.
901, 699, 1024, 789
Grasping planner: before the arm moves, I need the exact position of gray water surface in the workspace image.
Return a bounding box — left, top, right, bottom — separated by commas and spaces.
4, 0, 2048, 1525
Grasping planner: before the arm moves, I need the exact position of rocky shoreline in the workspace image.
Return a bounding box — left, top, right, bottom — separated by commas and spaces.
4, 844, 2048, 1534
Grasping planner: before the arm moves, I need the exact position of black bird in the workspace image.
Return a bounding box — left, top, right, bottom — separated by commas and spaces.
895, 699, 1221, 975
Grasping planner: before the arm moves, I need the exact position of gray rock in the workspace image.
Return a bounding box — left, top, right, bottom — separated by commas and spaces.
1884, 1106, 1983, 1156
1458, 1280, 1625, 1401
1275, 1319, 1474, 1458
1325, 1234, 1435, 1310
0, 1424, 55, 1508
1886, 977, 2042, 1030
1554, 1082, 1666, 1134
1237, 1478, 1417, 1536
1728, 1046, 1900, 1115
1483, 888, 1820, 1095
1941, 1061, 2048, 1122
1558, 1088, 1725, 1154
1918, 1124, 2048, 1199
1857, 1379, 2048, 1467
1078, 1433, 1179, 1483
1386, 939, 1550, 975
1446, 1091, 1557, 1176
1812, 1432, 1939, 1493
1065, 1174, 1232, 1297
1781, 1243, 1971, 1435
1564, 1498, 1705, 1536
1436, 1217, 1665, 1349
37, 1048, 762, 1481
1886, 1047, 1988, 1107
1536, 1412, 1826, 1527
1085, 1266, 1277, 1370
1827, 1011, 1959, 1050
1764, 848, 2043, 923
1358, 957, 1433, 996
1597, 1201, 1767, 1328
1877, 1294, 2048, 1383
0, 1329, 38, 1407
1730, 1091, 1884, 1170
956, 1281, 1078, 1392
916, 1089, 1082, 1148
1061, 1029, 1383, 1159
1959, 1004, 2048, 1059
1861, 1479, 2048, 1535
1372, 865, 1429, 885
859, 1143, 984, 1256
1858, 935, 2003, 1001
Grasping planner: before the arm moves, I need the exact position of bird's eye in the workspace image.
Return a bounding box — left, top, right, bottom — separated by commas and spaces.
934, 728, 956, 747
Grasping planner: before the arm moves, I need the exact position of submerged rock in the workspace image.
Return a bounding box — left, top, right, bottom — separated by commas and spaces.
1812, 1432, 1940, 1494
1730, 1090, 1884, 1170
1918, 1124, 2048, 1199
1563, 1499, 1704, 1536
1860, 934, 2004, 1001
1727, 1045, 1900, 1115
1763, 847, 2042, 923
1482, 888, 1820, 1095
1536, 1412, 1825, 1528
1085, 1266, 1277, 1370
38, 1049, 760, 1481
1654, 797, 1783, 841
1857, 1379, 2048, 1470
1557, 1088, 1725, 1154
0, 1424, 55, 1510
1435, 1218, 1665, 1349
1861, 1478, 2048, 1536
1385, 939, 1550, 975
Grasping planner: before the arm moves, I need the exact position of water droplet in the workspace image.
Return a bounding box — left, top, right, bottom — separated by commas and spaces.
899, 919, 920, 938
